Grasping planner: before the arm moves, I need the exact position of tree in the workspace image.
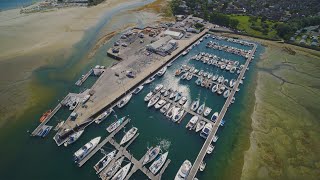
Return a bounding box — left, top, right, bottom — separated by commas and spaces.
276, 23, 293, 39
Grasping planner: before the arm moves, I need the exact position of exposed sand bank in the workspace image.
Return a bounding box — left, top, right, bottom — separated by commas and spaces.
0, 0, 162, 128
0, 0, 146, 60
222, 35, 320, 179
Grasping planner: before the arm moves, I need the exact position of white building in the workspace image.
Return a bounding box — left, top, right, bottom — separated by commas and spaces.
163, 29, 184, 40
146, 36, 178, 56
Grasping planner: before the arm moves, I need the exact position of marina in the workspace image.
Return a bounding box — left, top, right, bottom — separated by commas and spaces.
76, 119, 130, 167
187, 43, 257, 180
29, 22, 259, 179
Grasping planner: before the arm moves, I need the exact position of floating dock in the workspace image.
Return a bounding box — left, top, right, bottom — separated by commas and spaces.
75, 69, 93, 86
186, 43, 258, 180
31, 103, 62, 136
159, 95, 214, 125
77, 119, 130, 167
108, 135, 170, 180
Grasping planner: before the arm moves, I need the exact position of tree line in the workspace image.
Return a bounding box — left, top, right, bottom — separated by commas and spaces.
170, 0, 239, 29
276, 16, 320, 40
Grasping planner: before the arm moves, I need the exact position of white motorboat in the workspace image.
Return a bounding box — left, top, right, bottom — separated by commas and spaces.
203, 72, 208, 77
106, 116, 126, 133
154, 84, 164, 92
212, 135, 219, 143
197, 103, 205, 115
224, 78, 229, 85
148, 94, 160, 108
226, 64, 232, 71
163, 88, 171, 97
144, 77, 155, 84
117, 94, 132, 108
223, 90, 230, 98
195, 120, 206, 132
186, 116, 199, 130
172, 108, 185, 122
82, 94, 91, 104
203, 107, 212, 117
111, 163, 131, 180
190, 99, 200, 111
166, 106, 176, 119
211, 84, 218, 93
178, 96, 187, 105
182, 51, 188, 56
154, 99, 166, 109
160, 102, 171, 114
74, 137, 101, 163
100, 157, 124, 179
144, 92, 154, 102
174, 92, 182, 102
206, 144, 215, 154
198, 70, 203, 76
69, 99, 79, 111
199, 161, 206, 171
149, 152, 169, 174
120, 127, 138, 145
142, 146, 161, 165
229, 79, 236, 87
95, 108, 113, 124
94, 150, 117, 174
133, 85, 144, 94
211, 112, 219, 122
217, 76, 224, 83
200, 123, 213, 139
212, 74, 218, 81
169, 90, 177, 99
186, 73, 193, 80
157, 67, 167, 76
181, 72, 188, 80
195, 78, 201, 85
160, 87, 167, 94
230, 66, 236, 73
174, 160, 192, 180
200, 78, 206, 87
218, 85, 226, 95
64, 129, 84, 147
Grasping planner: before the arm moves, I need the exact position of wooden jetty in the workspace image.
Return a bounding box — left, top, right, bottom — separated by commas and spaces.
159, 95, 214, 125
31, 103, 62, 136
75, 69, 93, 86
109, 135, 170, 180
186, 44, 257, 180
179, 70, 234, 91
77, 119, 130, 167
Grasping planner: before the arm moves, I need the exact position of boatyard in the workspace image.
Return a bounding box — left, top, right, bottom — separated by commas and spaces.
29, 14, 259, 179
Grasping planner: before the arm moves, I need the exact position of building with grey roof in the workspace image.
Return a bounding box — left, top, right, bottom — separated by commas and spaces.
146, 36, 178, 56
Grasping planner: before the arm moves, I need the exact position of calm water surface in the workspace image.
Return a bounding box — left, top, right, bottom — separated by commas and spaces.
0, 1, 264, 178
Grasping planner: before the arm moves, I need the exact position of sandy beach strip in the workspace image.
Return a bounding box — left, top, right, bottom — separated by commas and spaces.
0, 0, 148, 61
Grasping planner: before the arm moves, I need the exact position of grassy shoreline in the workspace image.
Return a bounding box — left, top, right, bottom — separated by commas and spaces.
242, 37, 320, 179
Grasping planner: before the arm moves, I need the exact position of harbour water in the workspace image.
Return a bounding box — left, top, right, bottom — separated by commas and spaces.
0, 2, 264, 180
0, 0, 41, 10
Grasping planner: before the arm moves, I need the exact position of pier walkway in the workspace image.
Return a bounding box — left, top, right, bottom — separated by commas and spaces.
109, 135, 170, 180
75, 69, 93, 86
31, 103, 62, 136
157, 94, 214, 125
187, 44, 257, 180
77, 119, 130, 167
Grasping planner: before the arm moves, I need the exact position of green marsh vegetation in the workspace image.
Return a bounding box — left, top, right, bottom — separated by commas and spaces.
242, 41, 320, 179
